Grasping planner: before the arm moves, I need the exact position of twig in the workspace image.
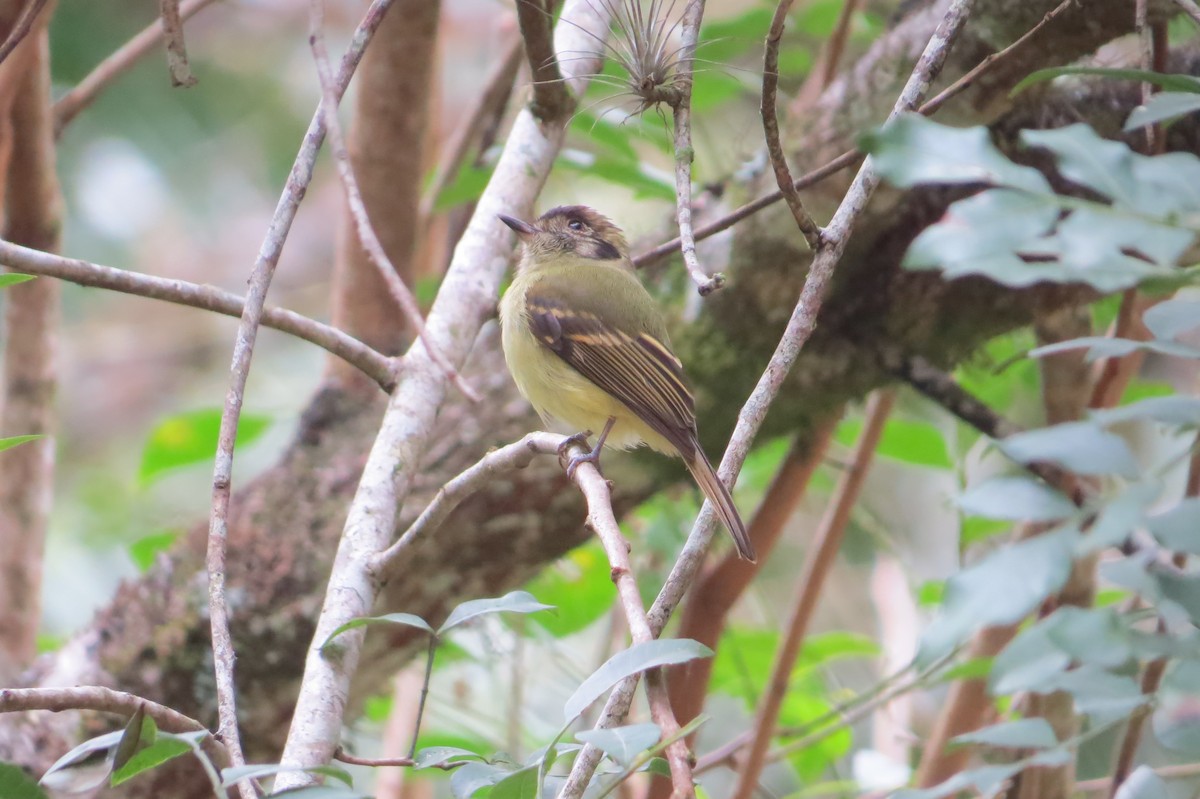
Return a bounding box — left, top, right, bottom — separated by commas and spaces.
372, 433, 560, 574
0, 687, 211, 736
53, 0, 219, 135
517, 0, 569, 120
272, 1, 612, 789
309, 0, 478, 403
1175, 0, 1200, 27
761, 0, 822, 250
561, 0, 978, 792
0, 239, 395, 391
564, 439, 695, 798
670, 0, 724, 296
158, 0, 197, 87
667, 424, 837, 740
635, 0, 1075, 269
206, 1, 400, 795
334, 746, 461, 771
882, 351, 1021, 439
418, 33, 524, 223
730, 390, 894, 799
0, 0, 49, 70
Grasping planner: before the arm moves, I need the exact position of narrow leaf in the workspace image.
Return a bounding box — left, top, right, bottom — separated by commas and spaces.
0, 273, 35, 288
1091, 396, 1200, 427
957, 475, 1077, 521
438, 590, 554, 633
1144, 299, 1200, 340
564, 639, 714, 722
951, 718, 1058, 749
321, 612, 433, 650
222, 763, 353, 788
1012, 67, 1200, 96
576, 724, 661, 766
999, 421, 1139, 477
111, 738, 191, 786
0, 435, 44, 453
1125, 92, 1200, 131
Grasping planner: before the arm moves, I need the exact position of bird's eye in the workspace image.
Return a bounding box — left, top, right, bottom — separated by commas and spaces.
567, 219, 585, 231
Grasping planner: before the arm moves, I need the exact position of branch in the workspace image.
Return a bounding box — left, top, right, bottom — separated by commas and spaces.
0, 239, 396, 391
0, 0, 48, 70
271, 0, 612, 788
730, 390, 893, 799
53, 0, 219, 135
516, 0, 569, 120
157, 0, 197, 87
561, 0, 978, 791
206, 0, 402, 792
761, 0, 822, 250
0, 687, 210, 736
1175, 0, 1200, 27
309, 0, 477, 402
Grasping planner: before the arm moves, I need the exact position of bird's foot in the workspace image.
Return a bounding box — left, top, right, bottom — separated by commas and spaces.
556, 430, 592, 459
565, 444, 605, 481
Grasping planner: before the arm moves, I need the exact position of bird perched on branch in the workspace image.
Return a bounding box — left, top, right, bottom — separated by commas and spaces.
498, 205, 755, 562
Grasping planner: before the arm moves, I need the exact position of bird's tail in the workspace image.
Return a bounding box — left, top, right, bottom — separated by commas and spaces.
685, 447, 756, 562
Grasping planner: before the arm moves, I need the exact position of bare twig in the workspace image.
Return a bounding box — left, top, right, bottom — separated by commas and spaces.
272, 1, 611, 789
635, 0, 1075, 269
0, 0, 49, 70
418, 33, 524, 223
205, 1, 400, 794
670, 0, 724, 296
562, 1, 978, 792
761, 0, 822, 250
883, 351, 1021, 439
730, 390, 894, 799
53, 0, 219, 135
0, 239, 395, 390
334, 746, 460, 771
0, 687, 211, 736
1174, 0, 1200, 27
309, 0, 478, 402
158, 0, 197, 87
517, 0, 569, 120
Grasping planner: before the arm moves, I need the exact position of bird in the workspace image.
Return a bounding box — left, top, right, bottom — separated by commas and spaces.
497, 204, 755, 562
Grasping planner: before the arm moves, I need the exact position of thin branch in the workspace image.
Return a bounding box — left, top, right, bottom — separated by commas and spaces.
761, 0, 822, 250
309, 0, 478, 402
205, 1, 400, 794
334, 746, 460, 771
670, 0, 724, 296
882, 350, 1021, 439
372, 433, 558, 574
158, 0, 197, 87
0, 687, 211, 736
0, 0, 49, 70
272, 0, 611, 789
561, 1, 977, 792
1174, 0, 1200, 27
517, 0, 570, 120
53, 0, 219, 135
418, 32, 524, 223
635, 0, 1076, 269
0, 239, 395, 391
730, 390, 894, 799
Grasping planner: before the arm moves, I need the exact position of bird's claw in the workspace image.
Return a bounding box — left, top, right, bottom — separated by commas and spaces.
557, 430, 592, 458
565, 446, 604, 481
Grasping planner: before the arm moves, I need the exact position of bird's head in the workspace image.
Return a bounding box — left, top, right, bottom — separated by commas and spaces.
499, 205, 630, 268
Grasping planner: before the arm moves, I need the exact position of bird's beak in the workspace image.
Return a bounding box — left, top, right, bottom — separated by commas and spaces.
498, 213, 537, 239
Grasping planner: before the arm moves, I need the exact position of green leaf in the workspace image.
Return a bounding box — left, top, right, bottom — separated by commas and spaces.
576, 724, 661, 767
524, 543, 616, 638
919, 528, 1078, 662
1011, 66, 1200, 97
836, 416, 951, 469
321, 612, 433, 651
111, 738, 191, 786
0, 434, 43, 453
1147, 498, 1200, 554
39, 730, 124, 793
0, 762, 49, 799
139, 409, 271, 485
1021, 125, 1141, 205
449, 762, 508, 798
223, 763, 353, 788
564, 639, 713, 722
488, 765, 539, 799
957, 476, 1077, 522
1144, 299, 1200, 340
998, 421, 1139, 478
438, 590, 554, 633
1091, 396, 1200, 427
951, 718, 1058, 749
862, 115, 1050, 193
0, 273, 35, 288
111, 707, 150, 774
1032, 336, 1200, 362
413, 746, 486, 769
128, 530, 180, 572
1113, 766, 1169, 799
1126, 92, 1200, 131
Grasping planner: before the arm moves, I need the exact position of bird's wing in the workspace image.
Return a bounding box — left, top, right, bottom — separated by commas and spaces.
524, 268, 697, 459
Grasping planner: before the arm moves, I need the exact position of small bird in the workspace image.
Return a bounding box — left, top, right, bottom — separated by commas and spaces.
498, 205, 755, 562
